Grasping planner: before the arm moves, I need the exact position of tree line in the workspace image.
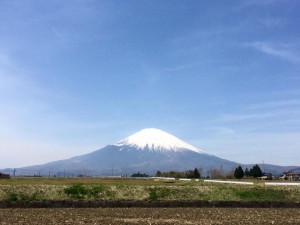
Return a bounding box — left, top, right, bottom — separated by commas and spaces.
130, 165, 265, 179
0, 172, 10, 179
234, 164, 263, 179
130, 168, 201, 179
155, 168, 201, 179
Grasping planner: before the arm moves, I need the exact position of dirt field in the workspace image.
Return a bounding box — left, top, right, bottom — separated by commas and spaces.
0, 208, 299, 225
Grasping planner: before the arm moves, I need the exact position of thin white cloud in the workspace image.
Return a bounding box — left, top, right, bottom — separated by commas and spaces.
248, 99, 300, 110
0, 53, 13, 67
248, 42, 300, 64
237, 0, 288, 10
208, 127, 237, 137
162, 62, 199, 72
259, 17, 283, 28
268, 89, 300, 98
218, 113, 271, 122
216, 108, 300, 123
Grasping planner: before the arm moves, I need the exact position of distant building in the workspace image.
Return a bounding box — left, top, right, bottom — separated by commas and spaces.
257, 176, 268, 180
279, 172, 300, 181
257, 173, 273, 180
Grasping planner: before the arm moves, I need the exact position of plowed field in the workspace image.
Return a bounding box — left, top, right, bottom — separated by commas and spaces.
0, 208, 299, 225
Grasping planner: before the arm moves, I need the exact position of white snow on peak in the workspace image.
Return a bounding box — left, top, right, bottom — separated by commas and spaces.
114, 128, 203, 153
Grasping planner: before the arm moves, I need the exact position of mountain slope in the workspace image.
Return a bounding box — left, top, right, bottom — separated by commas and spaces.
3, 128, 297, 177
16, 144, 237, 176
8, 128, 238, 176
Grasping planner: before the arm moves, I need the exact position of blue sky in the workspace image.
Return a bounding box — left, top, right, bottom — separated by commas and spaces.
1, 0, 300, 168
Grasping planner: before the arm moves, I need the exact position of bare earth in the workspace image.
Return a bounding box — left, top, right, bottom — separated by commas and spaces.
0, 208, 299, 225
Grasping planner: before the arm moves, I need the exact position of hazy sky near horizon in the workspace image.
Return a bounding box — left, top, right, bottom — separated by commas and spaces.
1, 0, 300, 168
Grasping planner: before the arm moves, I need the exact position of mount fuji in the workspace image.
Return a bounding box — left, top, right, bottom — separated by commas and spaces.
115, 128, 202, 153
8, 128, 240, 176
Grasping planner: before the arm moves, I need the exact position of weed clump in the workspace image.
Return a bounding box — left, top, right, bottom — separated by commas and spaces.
8, 192, 40, 201
235, 187, 286, 202
149, 190, 158, 201
8, 193, 18, 201
63, 184, 106, 199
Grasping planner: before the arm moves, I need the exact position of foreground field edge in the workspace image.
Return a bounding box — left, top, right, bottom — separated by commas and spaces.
0, 200, 299, 208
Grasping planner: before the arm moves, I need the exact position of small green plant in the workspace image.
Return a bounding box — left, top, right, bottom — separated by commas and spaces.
19, 193, 39, 201
63, 184, 106, 199
64, 184, 88, 199
8, 193, 18, 201
235, 187, 286, 202
8, 192, 41, 201
157, 188, 172, 198
90, 185, 106, 198
105, 190, 115, 198
149, 190, 158, 201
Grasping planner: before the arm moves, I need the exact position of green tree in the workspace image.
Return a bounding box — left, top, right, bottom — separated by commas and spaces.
244, 168, 250, 176
131, 172, 149, 177
193, 168, 200, 178
249, 168, 253, 176
156, 170, 162, 177
0, 172, 10, 179
252, 164, 263, 178
185, 170, 194, 178
234, 166, 244, 179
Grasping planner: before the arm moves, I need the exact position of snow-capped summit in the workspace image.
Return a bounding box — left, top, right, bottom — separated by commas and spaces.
114, 128, 203, 153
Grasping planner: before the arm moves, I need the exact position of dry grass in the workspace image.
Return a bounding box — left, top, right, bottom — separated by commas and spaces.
0, 178, 299, 202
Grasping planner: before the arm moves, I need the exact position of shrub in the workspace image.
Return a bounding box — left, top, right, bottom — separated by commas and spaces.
63, 184, 88, 199
8, 193, 18, 201
90, 185, 106, 198
63, 184, 106, 199
149, 190, 158, 201
235, 187, 286, 201
19, 193, 39, 201
8, 192, 40, 201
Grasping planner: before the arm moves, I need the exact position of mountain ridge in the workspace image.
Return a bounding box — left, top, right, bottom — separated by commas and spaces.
1, 128, 298, 176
